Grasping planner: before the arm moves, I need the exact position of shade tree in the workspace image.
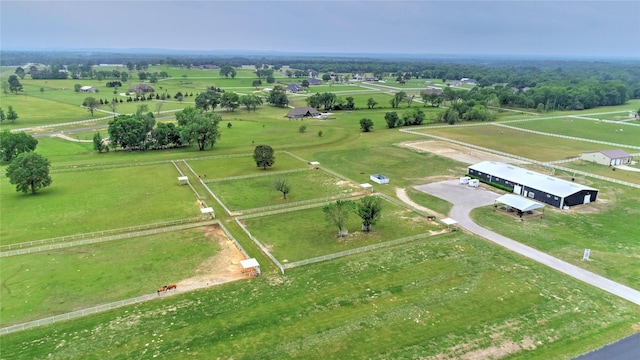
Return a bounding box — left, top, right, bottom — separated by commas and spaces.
0, 130, 38, 162
323, 200, 354, 237
356, 196, 382, 232
6, 152, 52, 194
253, 144, 275, 170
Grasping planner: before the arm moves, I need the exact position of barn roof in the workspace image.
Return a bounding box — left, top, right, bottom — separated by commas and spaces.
495, 194, 545, 212
597, 149, 631, 159
287, 107, 320, 118
469, 161, 597, 197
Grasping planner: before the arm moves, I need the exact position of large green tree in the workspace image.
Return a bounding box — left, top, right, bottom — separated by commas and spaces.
92, 132, 108, 153
323, 200, 354, 237
15, 67, 26, 80
6, 106, 18, 123
6, 152, 52, 194
83, 97, 100, 116
356, 196, 382, 232
359, 118, 374, 132
8, 75, 22, 94
221, 92, 240, 111
266, 86, 289, 107
177, 107, 221, 151
253, 144, 275, 170
107, 115, 146, 150
0, 130, 38, 162
240, 94, 263, 112
195, 90, 221, 111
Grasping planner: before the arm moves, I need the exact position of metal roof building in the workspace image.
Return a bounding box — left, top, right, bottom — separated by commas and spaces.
468, 161, 598, 209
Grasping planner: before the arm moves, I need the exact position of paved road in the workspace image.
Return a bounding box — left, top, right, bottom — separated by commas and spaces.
574, 332, 640, 360
414, 180, 640, 306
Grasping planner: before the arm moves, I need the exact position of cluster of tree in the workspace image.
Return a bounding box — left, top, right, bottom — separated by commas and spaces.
1, 131, 51, 194
284, 69, 309, 78
104, 106, 220, 152
390, 91, 416, 108
29, 67, 68, 80
265, 86, 289, 108
138, 71, 169, 83
105, 81, 122, 88
437, 101, 497, 124
0, 106, 19, 123
305, 93, 356, 111
323, 196, 383, 237
219, 66, 236, 78
7, 75, 23, 93
384, 108, 426, 128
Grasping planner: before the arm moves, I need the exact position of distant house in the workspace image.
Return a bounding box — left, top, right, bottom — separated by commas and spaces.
80, 86, 97, 93
420, 88, 443, 96
581, 150, 633, 166
448, 81, 463, 87
364, 77, 378, 82
460, 78, 477, 84
286, 107, 320, 119
129, 84, 155, 93
285, 84, 303, 93
424, 81, 434, 86
199, 64, 218, 70
307, 78, 322, 85
308, 69, 319, 78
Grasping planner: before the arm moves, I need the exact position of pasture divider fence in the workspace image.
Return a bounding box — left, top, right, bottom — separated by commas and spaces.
1, 220, 218, 258
202, 168, 308, 183
234, 218, 285, 274
0, 217, 204, 252
283, 233, 431, 270
216, 222, 260, 276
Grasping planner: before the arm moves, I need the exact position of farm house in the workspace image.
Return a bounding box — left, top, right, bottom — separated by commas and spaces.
286, 107, 320, 119
467, 161, 599, 209
580, 150, 632, 166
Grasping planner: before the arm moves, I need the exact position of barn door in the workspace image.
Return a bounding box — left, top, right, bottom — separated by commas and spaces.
583, 194, 591, 204
513, 185, 522, 195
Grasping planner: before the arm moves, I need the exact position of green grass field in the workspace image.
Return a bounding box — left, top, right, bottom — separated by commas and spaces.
0, 163, 196, 244
244, 199, 441, 261
1, 64, 639, 359
0, 226, 220, 326
1, 233, 637, 359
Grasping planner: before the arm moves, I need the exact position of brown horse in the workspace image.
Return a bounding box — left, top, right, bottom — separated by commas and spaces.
157, 287, 166, 295
166, 284, 177, 291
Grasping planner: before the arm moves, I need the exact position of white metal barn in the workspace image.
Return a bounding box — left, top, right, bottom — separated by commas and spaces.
580, 150, 632, 166
467, 161, 599, 209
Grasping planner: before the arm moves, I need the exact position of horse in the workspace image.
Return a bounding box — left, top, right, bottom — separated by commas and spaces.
166, 284, 177, 291
157, 287, 166, 295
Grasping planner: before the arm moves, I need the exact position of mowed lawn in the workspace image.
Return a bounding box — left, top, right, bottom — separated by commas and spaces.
421, 125, 626, 162
1, 233, 637, 359
243, 199, 442, 262
506, 117, 640, 147
0, 163, 196, 245
207, 169, 360, 211
0, 93, 91, 129
0, 226, 220, 326
186, 152, 307, 179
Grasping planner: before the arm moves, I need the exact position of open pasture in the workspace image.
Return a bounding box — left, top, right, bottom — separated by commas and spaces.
2, 233, 637, 359
471, 182, 640, 288
420, 125, 626, 162
0, 93, 91, 129
0, 226, 221, 326
243, 198, 441, 262
0, 163, 196, 245
560, 160, 640, 185
187, 152, 306, 179
207, 169, 360, 212
506, 117, 640, 147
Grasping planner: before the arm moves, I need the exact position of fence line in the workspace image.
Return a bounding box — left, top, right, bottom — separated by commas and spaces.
234, 218, 285, 274
400, 129, 640, 189
203, 168, 308, 183
284, 233, 431, 269
493, 123, 640, 150
1, 220, 217, 258
238, 192, 360, 216
216, 222, 260, 276
1, 217, 203, 252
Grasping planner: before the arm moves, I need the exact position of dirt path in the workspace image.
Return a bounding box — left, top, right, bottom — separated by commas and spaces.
173, 225, 247, 293
395, 187, 441, 217
54, 133, 93, 143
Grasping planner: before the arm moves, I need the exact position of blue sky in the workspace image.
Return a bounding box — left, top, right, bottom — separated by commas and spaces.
1, 0, 638, 58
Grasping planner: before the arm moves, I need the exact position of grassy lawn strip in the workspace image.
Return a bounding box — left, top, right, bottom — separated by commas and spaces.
506, 117, 640, 147
406, 186, 453, 216
0, 163, 196, 245
187, 152, 306, 179
243, 199, 441, 262
1, 233, 636, 359
208, 169, 358, 212
420, 126, 627, 162
0, 227, 219, 326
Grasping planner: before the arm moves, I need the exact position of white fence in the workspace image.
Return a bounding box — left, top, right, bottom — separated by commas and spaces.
1, 220, 217, 257
0, 217, 204, 252
234, 218, 284, 274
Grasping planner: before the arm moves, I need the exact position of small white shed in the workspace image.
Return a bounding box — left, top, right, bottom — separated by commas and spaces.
468, 179, 479, 188
240, 258, 260, 277
178, 176, 189, 185
459, 176, 470, 185
370, 174, 389, 184
200, 207, 214, 219
360, 183, 374, 193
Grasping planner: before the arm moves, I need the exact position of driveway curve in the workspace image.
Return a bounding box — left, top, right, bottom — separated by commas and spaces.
413, 180, 640, 306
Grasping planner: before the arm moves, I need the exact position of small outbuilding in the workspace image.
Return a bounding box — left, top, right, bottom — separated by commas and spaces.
440, 218, 458, 231
370, 174, 389, 184
128, 84, 155, 93
178, 176, 189, 185
360, 183, 374, 192
495, 194, 545, 218
581, 149, 632, 166
240, 258, 260, 277
80, 86, 97, 92
200, 207, 214, 219
287, 107, 320, 119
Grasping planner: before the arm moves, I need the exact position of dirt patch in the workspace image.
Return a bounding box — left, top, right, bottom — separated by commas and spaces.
174, 225, 246, 293
54, 134, 93, 143
397, 140, 530, 165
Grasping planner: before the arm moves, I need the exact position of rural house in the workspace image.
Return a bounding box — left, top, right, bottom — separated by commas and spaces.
467, 161, 599, 209
286, 107, 320, 119
307, 78, 322, 85
80, 86, 97, 92
420, 88, 443, 95
285, 84, 303, 93
581, 150, 633, 166
129, 84, 155, 93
